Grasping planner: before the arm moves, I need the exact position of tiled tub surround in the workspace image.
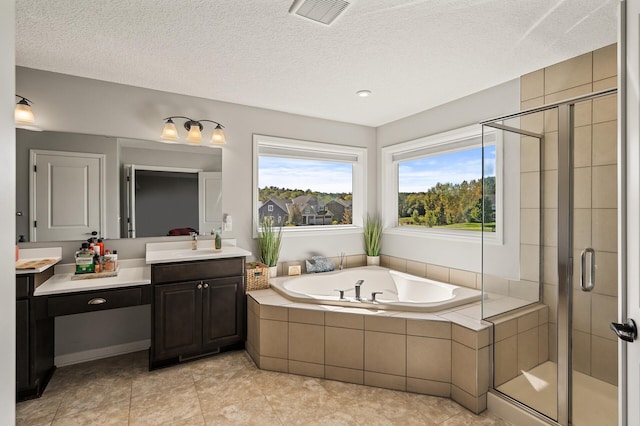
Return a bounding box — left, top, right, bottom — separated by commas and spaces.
246, 289, 493, 413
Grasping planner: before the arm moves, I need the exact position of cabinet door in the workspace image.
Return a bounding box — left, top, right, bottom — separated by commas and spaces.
202, 276, 244, 350
16, 300, 30, 391
153, 281, 203, 360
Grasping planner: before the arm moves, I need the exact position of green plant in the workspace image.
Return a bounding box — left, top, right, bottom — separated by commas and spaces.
363, 214, 382, 256
257, 216, 283, 267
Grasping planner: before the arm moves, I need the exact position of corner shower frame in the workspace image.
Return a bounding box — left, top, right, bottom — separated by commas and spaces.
480, 86, 618, 426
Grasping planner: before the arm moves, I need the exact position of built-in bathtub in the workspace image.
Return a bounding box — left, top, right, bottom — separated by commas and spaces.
270, 266, 481, 312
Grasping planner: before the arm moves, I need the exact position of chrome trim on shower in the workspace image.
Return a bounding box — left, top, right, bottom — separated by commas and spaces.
617, 1, 627, 424
556, 103, 573, 426
479, 87, 618, 125
580, 248, 595, 292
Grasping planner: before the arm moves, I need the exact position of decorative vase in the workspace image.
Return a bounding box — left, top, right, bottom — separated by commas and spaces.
269, 266, 278, 278
366, 255, 380, 266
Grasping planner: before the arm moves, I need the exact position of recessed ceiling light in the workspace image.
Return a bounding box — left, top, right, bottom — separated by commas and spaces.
356, 90, 372, 98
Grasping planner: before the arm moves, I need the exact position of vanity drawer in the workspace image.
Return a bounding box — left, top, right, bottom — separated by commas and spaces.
47, 287, 143, 317
152, 257, 244, 284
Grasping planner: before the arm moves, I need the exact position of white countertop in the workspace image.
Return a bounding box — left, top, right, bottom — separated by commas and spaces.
16, 247, 62, 274
34, 259, 150, 296
145, 241, 252, 264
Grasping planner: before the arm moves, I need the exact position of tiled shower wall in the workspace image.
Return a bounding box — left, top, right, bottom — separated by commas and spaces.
520, 44, 618, 385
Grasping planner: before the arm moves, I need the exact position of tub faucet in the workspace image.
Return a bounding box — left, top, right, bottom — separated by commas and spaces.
369, 292, 383, 303
354, 280, 364, 301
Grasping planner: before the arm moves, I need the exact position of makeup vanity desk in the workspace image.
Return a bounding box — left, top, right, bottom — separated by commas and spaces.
16, 244, 250, 401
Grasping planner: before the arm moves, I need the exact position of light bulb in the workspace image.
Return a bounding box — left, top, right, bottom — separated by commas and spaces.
15, 100, 35, 124
161, 119, 178, 140
186, 123, 202, 143
211, 125, 226, 145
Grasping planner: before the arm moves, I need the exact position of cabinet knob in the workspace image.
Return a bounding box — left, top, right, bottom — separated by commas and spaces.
197, 284, 203, 289
203, 283, 209, 289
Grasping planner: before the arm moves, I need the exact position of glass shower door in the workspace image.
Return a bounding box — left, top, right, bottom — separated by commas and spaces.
569, 96, 618, 426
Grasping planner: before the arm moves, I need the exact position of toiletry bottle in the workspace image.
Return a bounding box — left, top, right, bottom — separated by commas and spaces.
190, 232, 198, 250
93, 252, 102, 273
215, 229, 222, 250
97, 238, 105, 258
111, 250, 118, 270
75, 242, 95, 274
103, 249, 115, 272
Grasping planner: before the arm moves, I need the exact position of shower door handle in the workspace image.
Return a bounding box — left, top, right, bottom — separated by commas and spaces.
611, 319, 637, 342
580, 248, 595, 292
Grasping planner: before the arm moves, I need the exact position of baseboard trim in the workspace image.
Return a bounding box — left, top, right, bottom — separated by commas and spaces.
55, 340, 150, 367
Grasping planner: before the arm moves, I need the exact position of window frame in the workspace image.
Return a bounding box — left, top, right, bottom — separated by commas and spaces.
380, 124, 503, 243
253, 134, 367, 237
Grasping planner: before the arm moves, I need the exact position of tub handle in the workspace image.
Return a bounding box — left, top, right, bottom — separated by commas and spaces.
334, 289, 346, 300
370, 292, 383, 303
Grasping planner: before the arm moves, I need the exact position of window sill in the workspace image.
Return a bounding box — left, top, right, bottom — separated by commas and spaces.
254, 225, 363, 239
385, 226, 501, 245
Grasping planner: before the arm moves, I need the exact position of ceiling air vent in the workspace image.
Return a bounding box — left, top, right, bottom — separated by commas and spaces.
289, 0, 350, 26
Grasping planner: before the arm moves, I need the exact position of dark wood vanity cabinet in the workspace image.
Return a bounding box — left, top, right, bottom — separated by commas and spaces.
16, 271, 55, 401
150, 257, 245, 369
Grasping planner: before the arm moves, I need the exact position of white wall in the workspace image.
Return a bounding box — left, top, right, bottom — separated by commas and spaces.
16, 67, 378, 258
16, 67, 376, 360
377, 79, 521, 276
1, 1, 16, 423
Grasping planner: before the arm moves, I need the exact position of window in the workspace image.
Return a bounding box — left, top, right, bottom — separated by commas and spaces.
381, 125, 500, 238
253, 135, 366, 233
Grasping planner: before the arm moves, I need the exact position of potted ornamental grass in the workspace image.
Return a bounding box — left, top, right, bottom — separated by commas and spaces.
363, 214, 382, 266
257, 216, 283, 278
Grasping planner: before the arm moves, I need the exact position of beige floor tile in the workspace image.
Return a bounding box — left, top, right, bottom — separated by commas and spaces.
439, 410, 511, 425
55, 381, 132, 419
17, 349, 513, 426
129, 383, 202, 425
16, 393, 64, 426
51, 401, 130, 425
130, 364, 195, 399
200, 395, 281, 426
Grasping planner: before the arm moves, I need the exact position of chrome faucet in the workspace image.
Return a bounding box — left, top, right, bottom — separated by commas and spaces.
190, 232, 198, 250
354, 280, 364, 301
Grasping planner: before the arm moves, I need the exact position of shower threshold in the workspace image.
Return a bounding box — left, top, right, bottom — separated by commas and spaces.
496, 361, 617, 425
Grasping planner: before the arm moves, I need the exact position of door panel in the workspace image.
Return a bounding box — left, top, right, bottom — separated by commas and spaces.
153, 281, 202, 360
16, 300, 29, 390
202, 276, 244, 350
31, 150, 103, 241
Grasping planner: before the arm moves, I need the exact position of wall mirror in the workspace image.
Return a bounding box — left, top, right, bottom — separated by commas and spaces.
16, 129, 222, 242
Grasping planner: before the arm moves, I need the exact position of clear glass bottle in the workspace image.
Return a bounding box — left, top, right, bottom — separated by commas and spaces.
215, 229, 222, 250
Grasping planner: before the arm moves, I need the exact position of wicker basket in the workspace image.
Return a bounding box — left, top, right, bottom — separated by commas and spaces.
245, 262, 270, 291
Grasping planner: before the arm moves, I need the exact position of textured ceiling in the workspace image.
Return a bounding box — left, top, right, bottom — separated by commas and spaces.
15, 0, 618, 127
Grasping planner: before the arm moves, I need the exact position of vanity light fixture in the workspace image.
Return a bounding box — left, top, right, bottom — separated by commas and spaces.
15, 95, 35, 125
161, 116, 226, 145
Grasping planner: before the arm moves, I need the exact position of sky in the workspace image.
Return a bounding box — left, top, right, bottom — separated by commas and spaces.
398, 145, 496, 193
258, 145, 495, 194
259, 157, 353, 193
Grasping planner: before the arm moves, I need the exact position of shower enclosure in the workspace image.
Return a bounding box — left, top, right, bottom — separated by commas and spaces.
481, 88, 618, 425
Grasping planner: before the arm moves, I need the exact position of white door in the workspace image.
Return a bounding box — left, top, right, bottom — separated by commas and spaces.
622, 1, 640, 424
198, 172, 222, 234
30, 150, 104, 242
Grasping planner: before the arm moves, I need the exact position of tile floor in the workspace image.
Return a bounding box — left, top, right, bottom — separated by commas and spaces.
16, 350, 511, 425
